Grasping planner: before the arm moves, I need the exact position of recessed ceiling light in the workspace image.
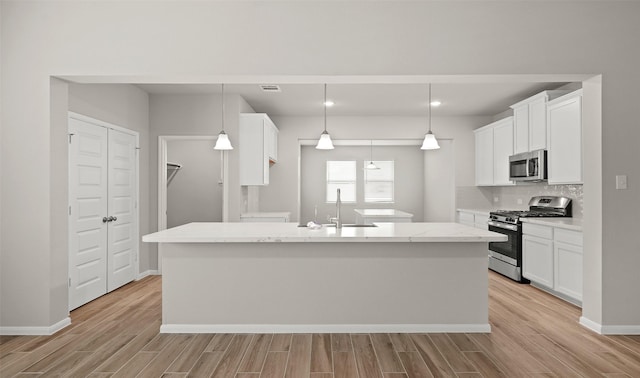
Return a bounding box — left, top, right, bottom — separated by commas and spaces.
430, 100, 442, 107
324, 100, 335, 107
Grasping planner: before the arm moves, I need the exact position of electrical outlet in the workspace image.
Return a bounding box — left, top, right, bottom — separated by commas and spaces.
616, 175, 627, 190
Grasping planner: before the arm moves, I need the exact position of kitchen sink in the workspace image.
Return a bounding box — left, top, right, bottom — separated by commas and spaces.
298, 224, 378, 228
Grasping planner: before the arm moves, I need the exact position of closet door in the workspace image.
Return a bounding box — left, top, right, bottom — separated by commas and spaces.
68, 118, 109, 310
107, 129, 137, 291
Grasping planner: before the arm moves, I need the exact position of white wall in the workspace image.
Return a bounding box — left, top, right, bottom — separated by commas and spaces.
167, 140, 223, 228
1, 0, 639, 331
300, 145, 424, 225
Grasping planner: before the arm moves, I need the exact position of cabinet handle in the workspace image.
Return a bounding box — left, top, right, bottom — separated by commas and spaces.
111, 216, 117, 222
103, 217, 110, 223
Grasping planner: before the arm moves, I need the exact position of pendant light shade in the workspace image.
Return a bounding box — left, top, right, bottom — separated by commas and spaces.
421, 83, 440, 150
316, 84, 335, 150
214, 83, 234, 150
366, 140, 380, 170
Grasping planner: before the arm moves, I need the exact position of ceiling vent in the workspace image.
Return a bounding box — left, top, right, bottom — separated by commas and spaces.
259, 84, 282, 93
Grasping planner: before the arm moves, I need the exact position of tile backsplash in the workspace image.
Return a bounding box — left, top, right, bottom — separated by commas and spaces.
457, 184, 584, 218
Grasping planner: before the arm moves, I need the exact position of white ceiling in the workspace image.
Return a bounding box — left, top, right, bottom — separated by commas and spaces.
136, 82, 572, 117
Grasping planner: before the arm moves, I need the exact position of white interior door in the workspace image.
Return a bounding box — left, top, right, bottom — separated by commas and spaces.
68, 118, 109, 310
107, 129, 137, 292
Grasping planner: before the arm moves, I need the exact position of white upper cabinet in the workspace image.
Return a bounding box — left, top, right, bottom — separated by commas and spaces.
239, 113, 279, 186
474, 117, 514, 186
547, 90, 583, 185
474, 124, 494, 186
492, 118, 514, 186
511, 90, 568, 154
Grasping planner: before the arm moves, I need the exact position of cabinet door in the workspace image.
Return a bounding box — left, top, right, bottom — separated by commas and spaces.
548, 93, 582, 184
522, 234, 554, 288
493, 119, 514, 186
513, 105, 529, 154
529, 96, 547, 151
554, 241, 583, 301
475, 127, 494, 186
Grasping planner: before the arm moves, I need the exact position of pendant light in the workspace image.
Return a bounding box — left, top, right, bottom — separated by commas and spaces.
316, 84, 335, 150
365, 140, 380, 170
421, 83, 440, 150
214, 83, 234, 150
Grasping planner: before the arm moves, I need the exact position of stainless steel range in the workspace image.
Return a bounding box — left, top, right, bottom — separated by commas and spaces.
488, 196, 572, 282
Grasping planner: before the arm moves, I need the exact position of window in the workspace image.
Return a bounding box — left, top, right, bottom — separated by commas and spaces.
364, 161, 394, 203
326, 161, 356, 203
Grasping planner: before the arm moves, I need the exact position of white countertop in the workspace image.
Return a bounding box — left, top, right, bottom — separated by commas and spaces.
520, 217, 583, 231
457, 208, 493, 216
354, 209, 413, 217
142, 222, 507, 243
240, 212, 291, 218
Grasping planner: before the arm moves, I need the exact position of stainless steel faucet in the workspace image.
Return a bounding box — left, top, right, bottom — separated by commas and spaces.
328, 188, 342, 228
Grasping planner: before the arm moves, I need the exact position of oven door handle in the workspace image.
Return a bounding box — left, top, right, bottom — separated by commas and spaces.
488, 220, 518, 232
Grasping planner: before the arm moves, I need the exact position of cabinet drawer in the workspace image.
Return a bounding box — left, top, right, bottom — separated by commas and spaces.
554, 228, 583, 247
522, 223, 553, 239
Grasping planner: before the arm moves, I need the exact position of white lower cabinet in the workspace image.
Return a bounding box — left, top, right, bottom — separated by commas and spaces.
522, 234, 554, 288
522, 222, 583, 305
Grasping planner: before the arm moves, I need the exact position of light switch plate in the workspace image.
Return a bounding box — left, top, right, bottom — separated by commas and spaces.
616, 175, 627, 190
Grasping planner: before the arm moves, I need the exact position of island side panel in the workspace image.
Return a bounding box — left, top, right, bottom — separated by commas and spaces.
161, 242, 489, 333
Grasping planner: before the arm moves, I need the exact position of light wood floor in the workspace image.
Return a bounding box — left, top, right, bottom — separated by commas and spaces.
2, 272, 640, 377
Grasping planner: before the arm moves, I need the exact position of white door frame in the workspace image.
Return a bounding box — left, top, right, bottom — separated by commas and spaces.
157, 135, 227, 273
68, 111, 140, 309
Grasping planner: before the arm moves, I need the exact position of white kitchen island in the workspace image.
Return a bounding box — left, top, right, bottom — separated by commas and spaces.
142, 222, 506, 334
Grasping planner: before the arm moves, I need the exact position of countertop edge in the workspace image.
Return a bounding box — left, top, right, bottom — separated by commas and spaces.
520, 218, 583, 231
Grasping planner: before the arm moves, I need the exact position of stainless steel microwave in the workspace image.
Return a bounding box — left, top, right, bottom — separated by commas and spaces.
509, 149, 547, 182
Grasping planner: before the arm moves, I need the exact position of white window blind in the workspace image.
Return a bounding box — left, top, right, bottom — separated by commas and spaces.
364, 161, 394, 203
326, 161, 356, 202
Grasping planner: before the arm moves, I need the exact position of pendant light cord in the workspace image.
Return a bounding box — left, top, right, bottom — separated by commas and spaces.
428, 83, 432, 133
324, 84, 327, 132
221, 83, 225, 132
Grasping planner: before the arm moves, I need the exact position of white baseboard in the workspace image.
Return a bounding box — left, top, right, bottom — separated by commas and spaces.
580, 317, 640, 335
137, 270, 160, 280
160, 323, 492, 334
0, 317, 71, 336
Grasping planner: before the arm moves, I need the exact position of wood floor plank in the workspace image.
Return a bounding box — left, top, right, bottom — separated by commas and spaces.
0, 333, 76, 378
397, 352, 433, 378
238, 334, 273, 373
351, 334, 383, 378
428, 334, 476, 373
260, 351, 289, 378
310, 334, 333, 373
269, 334, 292, 352
388, 334, 416, 352
63, 334, 137, 378
527, 334, 604, 378
136, 334, 194, 378
237, 374, 261, 378
205, 333, 234, 352
186, 351, 224, 377
383, 374, 408, 378
94, 320, 161, 373
111, 351, 158, 378
409, 334, 456, 378
370, 334, 404, 373
331, 334, 352, 353
210, 334, 253, 378
462, 351, 507, 377
333, 351, 358, 378
166, 333, 215, 372
39, 350, 93, 376
284, 334, 312, 378
446, 334, 479, 352
309, 373, 333, 378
